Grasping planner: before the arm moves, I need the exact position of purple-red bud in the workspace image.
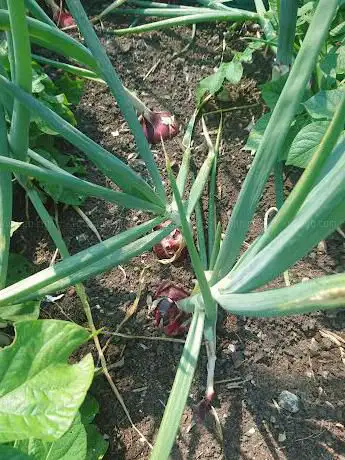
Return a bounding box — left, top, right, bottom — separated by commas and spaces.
152, 220, 186, 261
53, 10, 75, 28
140, 111, 178, 145
153, 281, 190, 336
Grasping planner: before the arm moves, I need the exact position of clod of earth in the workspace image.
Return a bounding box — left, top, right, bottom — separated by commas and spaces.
278, 390, 300, 413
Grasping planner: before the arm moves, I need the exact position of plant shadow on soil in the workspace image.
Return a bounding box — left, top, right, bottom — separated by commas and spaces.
11, 4, 345, 459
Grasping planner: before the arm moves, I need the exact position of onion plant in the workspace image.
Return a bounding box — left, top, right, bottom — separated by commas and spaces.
1, 0, 345, 458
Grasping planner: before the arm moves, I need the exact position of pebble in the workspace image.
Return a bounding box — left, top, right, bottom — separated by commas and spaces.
245, 427, 256, 436
301, 277, 310, 283
309, 337, 320, 356
278, 432, 287, 442
278, 390, 300, 413
317, 240, 327, 253
301, 318, 317, 333
76, 233, 88, 244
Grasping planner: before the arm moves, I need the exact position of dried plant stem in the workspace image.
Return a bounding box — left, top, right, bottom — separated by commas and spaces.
77, 285, 153, 449
102, 330, 186, 344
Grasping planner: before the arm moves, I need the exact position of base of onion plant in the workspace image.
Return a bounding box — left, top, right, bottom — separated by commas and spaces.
42, 0, 75, 27
125, 88, 179, 144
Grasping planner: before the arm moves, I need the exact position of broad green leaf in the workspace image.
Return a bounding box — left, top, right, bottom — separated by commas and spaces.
0, 446, 30, 459
224, 60, 243, 84
0, 301, 39, 323
235, 41, 263, 63
244, 112, 271, 154
196, 43, 257, 103
14, 413, 87, 460
245, 112, 309, 159
286, 121, 329, 168
13, 395, 107, 460
336, 45, 345, 74
260, 75, 288, 109
32, 72, 46, 94
81, 395, 108, 460
55, 73, 85, 105
80, 394, 100, 425
85, 425, 108, 460
296, 1, 315, 27
0, 320, 94, 443
196, 66, 226, 103
319, 48, 337, 89
40, 182, 85, 206
268, 0, 278, 14
31, 147, 86, 205
6, 253, 36, 286
330, 20, 345, 37
304, 89, 344, 120
261, 75, 311, 111
10, 221, 22, 237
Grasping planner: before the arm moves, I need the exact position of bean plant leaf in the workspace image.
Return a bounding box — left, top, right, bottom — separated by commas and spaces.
80, 395, 108, 460
244, 112, 271, 154
224, 60, 243, 84
197, 42, 262, 103
0, 254, 40, 323
196, 67, 226, 103
31, 147, 86, 205
0, 446, 31, 459
303, 89, 344, 119
11, 396, 108, 460
55, 73, 85, 106
13, 413, 87, 460
80, 394, 100, 425
330, 20, 345, 37
0, 320, 94, 443
85, 424, 108, 460
245, 112, 309, 160
268, 0, 278, 14
260, 75, 288, 109
286, 121, 329, 168
336, 45, 345, 74
261, 75, 311, 111
296, 1, 315, 28
0, 301, 39, 323
319, 48, 337, 89
5, 253, 35, 286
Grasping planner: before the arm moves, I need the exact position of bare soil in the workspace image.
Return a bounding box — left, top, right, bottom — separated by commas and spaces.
12, 5, 345, 459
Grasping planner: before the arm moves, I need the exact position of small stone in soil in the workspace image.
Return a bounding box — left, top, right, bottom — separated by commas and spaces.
278, 432, 287, 442
278, 390, 300, 413
301, 318, 317, 334
245, 427, 255, 436
308, 337, 320, 356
